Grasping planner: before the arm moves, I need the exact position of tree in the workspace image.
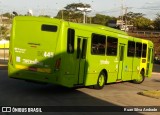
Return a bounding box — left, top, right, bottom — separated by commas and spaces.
124, 12, 144, 19
123, 12, 153, 30
0, 26, 9, 40
123, 12, 144, 25
154, 13, 160, 30
2, 12, 13, 19
56, 9, 83, 22
55, 3, 91, 23
92, 14, 116, 26
133, 17, 153, 30
64, 3, 91, 11
39, 15, 50, 18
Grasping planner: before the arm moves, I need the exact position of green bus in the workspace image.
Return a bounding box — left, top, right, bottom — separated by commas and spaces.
8, 16, 154, 89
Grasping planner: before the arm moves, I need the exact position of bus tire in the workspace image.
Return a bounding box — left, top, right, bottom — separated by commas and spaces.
133, 70, 145, 84
94, 71, 106, 89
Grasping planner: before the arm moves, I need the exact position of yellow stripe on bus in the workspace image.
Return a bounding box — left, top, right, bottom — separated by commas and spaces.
15, 65, 51, 73
15, 65, 28, 70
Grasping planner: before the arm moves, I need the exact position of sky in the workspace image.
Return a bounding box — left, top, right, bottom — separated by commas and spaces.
0, 0, 160, 19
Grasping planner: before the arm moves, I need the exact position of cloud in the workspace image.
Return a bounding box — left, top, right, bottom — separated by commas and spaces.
145, 2, 153, 4
142, 1, 160, 10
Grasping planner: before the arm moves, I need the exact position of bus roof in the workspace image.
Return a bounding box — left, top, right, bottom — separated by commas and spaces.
61, 19, 128, 36
13, 16, 153, 44
14, 16, 62, 24
80, 23, 128, 35
13, 16, 128, 36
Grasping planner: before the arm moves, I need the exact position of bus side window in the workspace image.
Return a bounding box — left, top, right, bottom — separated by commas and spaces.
127, 41, 135, 57
67, 28, 75, 53
107, 37, 118, 56
136, 42, 142, 57
142, 44, 147, 58
91, 34, 106, 55
41, 24, 57, 32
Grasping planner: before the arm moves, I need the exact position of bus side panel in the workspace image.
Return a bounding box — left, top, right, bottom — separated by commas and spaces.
105, 57, 118, 83
61, 25, 93, 87
132, 58, 141, 80
122, 56, 134, 81
118, 38, 133, 81
85, 50, 108, 85
85, 73, 98, 86
87, 55, 118, 84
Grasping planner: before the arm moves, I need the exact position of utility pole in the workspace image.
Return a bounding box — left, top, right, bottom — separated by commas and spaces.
83, 11, 86, 23
124, 7, 128, 31
121, 0, 124, 25
120, 0, 129, 31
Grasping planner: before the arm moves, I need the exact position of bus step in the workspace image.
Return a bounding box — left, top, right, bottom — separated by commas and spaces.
116, 79, 122, 83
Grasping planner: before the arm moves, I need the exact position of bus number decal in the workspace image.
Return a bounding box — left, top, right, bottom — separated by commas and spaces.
44, 52, 54, 57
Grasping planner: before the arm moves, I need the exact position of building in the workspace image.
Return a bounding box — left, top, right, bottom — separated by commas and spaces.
108, 19, 133, 32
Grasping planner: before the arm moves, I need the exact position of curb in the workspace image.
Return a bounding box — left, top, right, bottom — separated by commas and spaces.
0, 66, 7, 70
138, 90, 160, 99
152, 72, 160, 75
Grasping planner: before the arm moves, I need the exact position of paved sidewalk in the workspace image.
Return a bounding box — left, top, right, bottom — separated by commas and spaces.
152, 72, 160, 75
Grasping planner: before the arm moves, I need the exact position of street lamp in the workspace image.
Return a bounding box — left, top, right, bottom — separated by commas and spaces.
77, 7, 92, 23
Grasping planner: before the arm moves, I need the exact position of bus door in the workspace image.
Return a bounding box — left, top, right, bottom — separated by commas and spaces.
76, 37, 88, 85
146, 47, 153, 77
117, 44, 125, 80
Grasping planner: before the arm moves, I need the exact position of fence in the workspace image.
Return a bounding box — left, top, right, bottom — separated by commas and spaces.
129, 31, 160, 38
0, 48, 9, 61
0, 40, 9, 61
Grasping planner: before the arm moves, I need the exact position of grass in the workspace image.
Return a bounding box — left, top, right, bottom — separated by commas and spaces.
138, 90, 160, 99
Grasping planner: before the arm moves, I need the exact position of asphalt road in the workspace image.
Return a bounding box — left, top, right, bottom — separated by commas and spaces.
0, 65, 160, 115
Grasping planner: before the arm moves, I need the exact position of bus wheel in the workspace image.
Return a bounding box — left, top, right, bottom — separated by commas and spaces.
94, 72, 106, 89
133, 70, 145, 84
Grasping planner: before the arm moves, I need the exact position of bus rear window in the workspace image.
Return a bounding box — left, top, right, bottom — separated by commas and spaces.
41, 24, 57, 32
